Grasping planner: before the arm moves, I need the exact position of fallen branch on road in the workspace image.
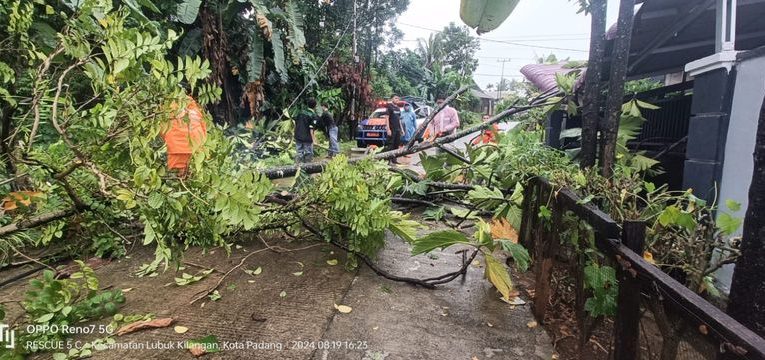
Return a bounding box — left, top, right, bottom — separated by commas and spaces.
261, 100, 556, 180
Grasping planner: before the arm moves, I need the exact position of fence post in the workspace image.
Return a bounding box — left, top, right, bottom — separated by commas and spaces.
533, 193, 562, 321
519, 178, 536, 249
613, 220, 646, 360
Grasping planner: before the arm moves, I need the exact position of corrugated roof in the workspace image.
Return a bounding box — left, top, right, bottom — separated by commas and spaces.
519, 63, 580, 93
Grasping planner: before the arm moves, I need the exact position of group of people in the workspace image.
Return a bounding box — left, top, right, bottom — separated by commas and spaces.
383, 95, 461, 164
293, 98, 340, 163
292, 94, 462, 164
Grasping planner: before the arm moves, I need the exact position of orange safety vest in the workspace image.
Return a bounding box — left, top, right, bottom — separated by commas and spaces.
472, 124, 499, 145
162, 96, 207, 171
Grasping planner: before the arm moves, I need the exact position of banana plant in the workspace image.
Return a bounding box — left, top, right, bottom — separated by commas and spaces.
171, 0, 308, 123
460, 0, 520, 34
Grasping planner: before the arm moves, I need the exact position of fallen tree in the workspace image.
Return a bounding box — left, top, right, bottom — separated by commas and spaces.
262, 98, 556, 179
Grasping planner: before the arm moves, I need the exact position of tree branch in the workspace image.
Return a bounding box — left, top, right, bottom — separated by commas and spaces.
406, 85, 470, 149
0, 206, 81, 237
262, 101, 553, 179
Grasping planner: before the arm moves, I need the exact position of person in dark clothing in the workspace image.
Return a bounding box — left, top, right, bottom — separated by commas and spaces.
385, 95, 404, 164
294, 98, 318, 163
321, 104, 340, 157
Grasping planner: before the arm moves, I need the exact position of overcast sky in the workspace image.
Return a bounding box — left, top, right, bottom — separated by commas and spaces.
395, 0, 620, 89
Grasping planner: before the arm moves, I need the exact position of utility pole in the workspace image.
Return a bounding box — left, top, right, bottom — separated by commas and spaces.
497, 58, 512, 100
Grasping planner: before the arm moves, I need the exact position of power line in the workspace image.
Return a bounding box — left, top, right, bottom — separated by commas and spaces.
403, 37, 588, 43
473, 73, 526, 77
397, 22, 589, 53
277, 10, 358, 122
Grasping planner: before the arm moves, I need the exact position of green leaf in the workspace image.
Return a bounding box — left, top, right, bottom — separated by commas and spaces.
178, 28, 202, 56
53, 353, 68, 360
143, 223, 156, 245
423, 206, 445, 221
717, 213, 742, 236
113, 58, 129, 75
388, 214, 420, 243
148, 192, 163, 209
270, 29, 288, 83
631, 154, 660, 171
677, 213, 697, 231
702, 276, 721, 297
460, 0, 520, 34
658, 206, 679, 227
726, 199, 742, 212
538, 205, 551, 220
122, 0, 152, 22
411, 230, 471, 255
284, 0, 306, 53
474, 220, 493, 249
484, 253, 514, 300
37, 313, 55, 323
208, 290, 221, 301
248, 30, 265, 81
450, 207, 479, 220
636, 99, 660, 110
136, 0, 160, 13
176, 0, 202, 24
499, 240, 530, 272
467, 186, 506, 209
583, 263, 618, 317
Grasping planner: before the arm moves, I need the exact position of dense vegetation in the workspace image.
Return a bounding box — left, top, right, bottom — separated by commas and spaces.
0, 0, 752, 358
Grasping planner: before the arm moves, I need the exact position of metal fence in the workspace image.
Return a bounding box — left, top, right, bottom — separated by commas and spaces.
519, 176, 765, 360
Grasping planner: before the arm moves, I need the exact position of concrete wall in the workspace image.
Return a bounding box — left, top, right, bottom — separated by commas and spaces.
715, 52, 765, 292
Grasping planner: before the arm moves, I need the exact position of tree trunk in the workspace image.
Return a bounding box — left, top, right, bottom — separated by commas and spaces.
726, 95, 765, 339
1, 104, 17, 179
579, 0, 607, 169
599, 0, 636, 177
200, 3, 239, 127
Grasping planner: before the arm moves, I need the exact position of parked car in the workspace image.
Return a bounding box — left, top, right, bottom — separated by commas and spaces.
355, 100, 432, 147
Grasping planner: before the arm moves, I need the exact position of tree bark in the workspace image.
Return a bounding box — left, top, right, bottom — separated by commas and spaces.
726, 95, 765, 339
200, 3, 239, 126
579, 0, 607, 169
599, 0, 635, 177
0, 206, 81, 237
0, 101, 18, 189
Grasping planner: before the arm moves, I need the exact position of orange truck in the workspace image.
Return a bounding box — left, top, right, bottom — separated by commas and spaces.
355, 99, 431, 147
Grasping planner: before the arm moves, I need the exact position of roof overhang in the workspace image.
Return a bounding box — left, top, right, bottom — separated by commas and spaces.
617, 0, 765, 78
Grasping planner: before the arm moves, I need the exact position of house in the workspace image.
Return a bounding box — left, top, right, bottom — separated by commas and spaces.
470, 88, 496, 115
521, 0, 765, 292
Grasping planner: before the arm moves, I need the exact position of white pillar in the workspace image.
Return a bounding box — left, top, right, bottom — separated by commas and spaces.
716, 0, 737, 52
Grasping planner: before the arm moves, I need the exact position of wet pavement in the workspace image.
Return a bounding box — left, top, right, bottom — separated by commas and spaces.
1, 224, 551, 360
0, 121, 553, 359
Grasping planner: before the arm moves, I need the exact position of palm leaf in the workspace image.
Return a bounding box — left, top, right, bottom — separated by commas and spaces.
248, 30, 265, 82
284, 0, 306, 60
178, 28, 202, 56
271, 29, 288, 83
176, 0, 202, 24
460, 0, 520, 34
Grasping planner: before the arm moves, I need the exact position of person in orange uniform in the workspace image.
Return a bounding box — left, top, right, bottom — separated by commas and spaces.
162, 95, 208, 176
472, 114, 499, 145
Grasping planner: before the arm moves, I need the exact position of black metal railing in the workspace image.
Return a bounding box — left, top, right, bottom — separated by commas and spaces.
519, 176, 765, 360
